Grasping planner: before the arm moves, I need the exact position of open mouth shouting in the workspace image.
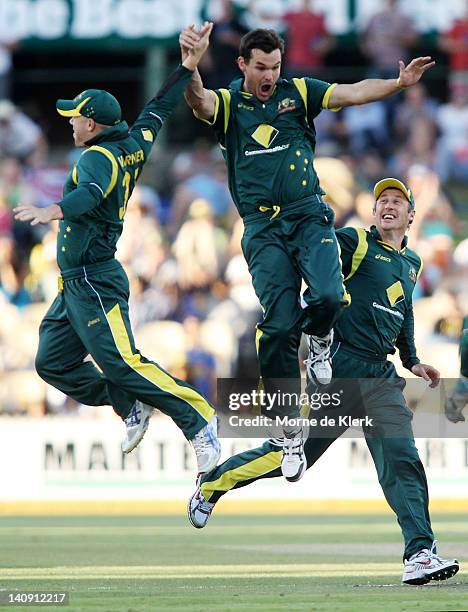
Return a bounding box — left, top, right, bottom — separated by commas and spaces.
259, 82, 273, 99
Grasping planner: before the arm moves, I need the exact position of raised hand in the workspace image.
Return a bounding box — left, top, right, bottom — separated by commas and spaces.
190, 22, 213, 62
179, 24, 198, 62
181, 22, 213, 71
398, 56, 435, 88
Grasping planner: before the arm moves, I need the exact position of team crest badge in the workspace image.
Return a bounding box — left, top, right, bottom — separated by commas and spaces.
277, 98, 296, 113
408, 266, 417, 283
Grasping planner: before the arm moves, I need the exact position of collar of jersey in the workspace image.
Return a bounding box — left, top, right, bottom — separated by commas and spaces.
370, 225, 408, 253
84, 121, 129, 146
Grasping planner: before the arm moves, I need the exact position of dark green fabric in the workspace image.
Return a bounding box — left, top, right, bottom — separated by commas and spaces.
460, 316, 468, 378
202, 346, 433, 560
57, 66, 193, 270
330, 226, 422, 370
36, 262, 210, 437
204, 76, 333, 218
241, 199, 347, 417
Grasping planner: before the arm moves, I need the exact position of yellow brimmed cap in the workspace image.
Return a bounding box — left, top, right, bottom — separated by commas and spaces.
373, 178, 415, 209
56, 89, 121, 125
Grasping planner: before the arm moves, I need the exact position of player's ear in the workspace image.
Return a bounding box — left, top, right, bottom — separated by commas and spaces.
237, 56, 246, 73
408, 207, 415, 227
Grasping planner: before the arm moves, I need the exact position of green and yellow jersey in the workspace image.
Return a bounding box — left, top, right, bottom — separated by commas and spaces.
195, 76, 339, 219
336, 226, 423, 370
56, 65, 193, 271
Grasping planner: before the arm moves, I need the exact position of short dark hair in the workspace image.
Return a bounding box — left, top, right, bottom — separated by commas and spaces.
239, 29, 285, 62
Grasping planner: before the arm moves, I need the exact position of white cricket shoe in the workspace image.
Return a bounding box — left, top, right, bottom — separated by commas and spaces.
121, 400, 153, 454
305, 330, 334, 385
190, 416, 221, 473
187, 478, 216, 529
281, 433, 306, 482
402, 542, 459, 585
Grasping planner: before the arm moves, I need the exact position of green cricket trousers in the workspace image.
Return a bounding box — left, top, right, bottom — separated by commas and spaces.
241, 198, 349, 418
199, 342, 434, 559
35, 259, 214, 438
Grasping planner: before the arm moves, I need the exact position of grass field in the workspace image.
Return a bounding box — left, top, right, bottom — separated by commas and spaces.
0, 513, 466, 611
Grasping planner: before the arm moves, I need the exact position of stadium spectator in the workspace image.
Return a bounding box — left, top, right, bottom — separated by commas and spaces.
240, 0, 286, 34
360, 0, 418, 80
0, 157, 34, 210
342, 101, 389, 154
0, 101, 47, 165
173, 198, 228, 291
393, 83, 439, 143
360, 0, 419, 125
436, 83, 468, 183
0, 189, 11, 234
0, 234, 32, 308
170, 149, 234, 232
439, 0, 468, 89
202, 0, 248, 88
0, 24, 18, 99
283, 0, 334, 80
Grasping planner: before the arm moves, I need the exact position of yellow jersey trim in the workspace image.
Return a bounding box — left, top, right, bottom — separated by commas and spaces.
106, 303, 214, 423
201, 450, 282, 502
345, 228, 368, 281
417, 259, 424, 280
83, 145, 119, 198
219, 88, 231, 133
322, 83, 341, 112
335, 238, 352, 306
292, 77, 308, 123
193, 89, 219, 126
72, 166, 78, 185
377, 239, 406, 254
255, 325, 263, 354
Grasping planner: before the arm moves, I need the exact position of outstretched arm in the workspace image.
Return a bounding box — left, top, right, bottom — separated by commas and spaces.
180, 24, 216, 120
130, 21, 213, 147
327, 56, 435, 108
13, 203, 63, 225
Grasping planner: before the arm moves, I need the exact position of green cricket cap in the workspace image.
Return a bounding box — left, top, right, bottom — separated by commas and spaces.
373, 177, 415, 209
56, 89, 122, 125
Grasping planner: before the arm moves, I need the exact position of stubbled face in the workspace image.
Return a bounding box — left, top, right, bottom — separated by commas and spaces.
237, 48, 282, 102
374, 188, 414, 233
70, 115, 94, 147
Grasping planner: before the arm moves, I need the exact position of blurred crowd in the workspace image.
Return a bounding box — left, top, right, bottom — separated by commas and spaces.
0, 0, 467, 416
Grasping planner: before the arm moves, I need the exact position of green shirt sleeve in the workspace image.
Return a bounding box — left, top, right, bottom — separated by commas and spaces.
130, 65, 193, 156
59, 149, 113, 218
396, 303, 420, 371
303, 78, 339, 120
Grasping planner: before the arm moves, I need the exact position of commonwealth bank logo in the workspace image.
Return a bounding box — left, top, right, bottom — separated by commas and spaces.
251, 124, 279, 148
386, 281, 405, 307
